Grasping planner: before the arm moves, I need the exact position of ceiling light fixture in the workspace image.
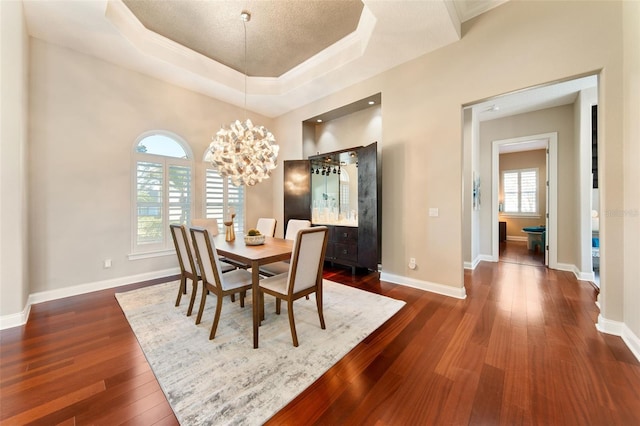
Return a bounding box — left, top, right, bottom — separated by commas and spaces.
368, 101, 375, 105
205, 10, 279, 187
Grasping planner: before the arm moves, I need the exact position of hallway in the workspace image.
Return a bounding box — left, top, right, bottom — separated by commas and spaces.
500, 240, 545, 266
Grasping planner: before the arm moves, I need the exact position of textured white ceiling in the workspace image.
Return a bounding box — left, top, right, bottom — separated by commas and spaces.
23, 0, 508, 117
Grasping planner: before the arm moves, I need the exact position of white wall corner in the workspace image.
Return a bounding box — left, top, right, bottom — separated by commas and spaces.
380, 271, 467, 299
575, 268, 596, 282
0, 268, 180, 330
0, 304, 31, 331
596, 313, 625, 336
622, 324, 640, 363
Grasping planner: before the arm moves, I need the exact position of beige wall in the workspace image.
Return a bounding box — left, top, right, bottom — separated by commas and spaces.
498, 150, 547, 239
26, 39, 275, 294
0, 0, 30, 318
273, 1, 630, 311
480, 105, 576, 263
623, 0, 640, 345
306, 105, 382, 157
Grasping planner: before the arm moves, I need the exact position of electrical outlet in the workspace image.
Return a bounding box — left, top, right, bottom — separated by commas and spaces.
408, 257, 417, 270
429, 208, 439, 217
104, 259, 112, 268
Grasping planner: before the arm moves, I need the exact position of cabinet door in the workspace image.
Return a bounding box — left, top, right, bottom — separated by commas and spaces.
283, 160, 311, 230
357, 142, 379, 270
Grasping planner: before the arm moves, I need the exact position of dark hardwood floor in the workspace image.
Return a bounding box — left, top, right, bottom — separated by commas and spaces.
2, 261, 639, 425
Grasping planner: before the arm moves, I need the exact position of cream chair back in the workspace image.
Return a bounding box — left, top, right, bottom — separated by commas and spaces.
256, 218, 277, 237
284, 219, 312, 240
287, 227, 328, 294
190, 228, 224, 291
191, 218, 221, 236
170, 224, 197, 275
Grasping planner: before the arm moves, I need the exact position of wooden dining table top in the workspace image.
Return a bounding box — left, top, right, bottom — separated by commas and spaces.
210, 233, 293, 348
211, 234, 293, 265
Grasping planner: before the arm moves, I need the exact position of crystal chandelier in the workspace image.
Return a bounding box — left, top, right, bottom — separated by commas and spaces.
205, 11, 279, 187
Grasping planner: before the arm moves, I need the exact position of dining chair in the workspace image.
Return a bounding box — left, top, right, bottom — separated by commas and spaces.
259, 219, 312, 276
258, 226, 329, 347
190, 218, 236, 273
190, 227, 253, 340
170, 224, 201, 317
256, 217, 277, 237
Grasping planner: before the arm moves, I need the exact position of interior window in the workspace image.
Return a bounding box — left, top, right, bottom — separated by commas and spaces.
503, 168, 538, 214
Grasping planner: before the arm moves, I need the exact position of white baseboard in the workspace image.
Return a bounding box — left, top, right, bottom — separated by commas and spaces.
507, 236, 528, 242
0, 268, 180, 330
596, 314, 640, 362
464, 254, 496, 270
380, 271, 467, 299
555, 262, 597, 283
622, 324, 640, 363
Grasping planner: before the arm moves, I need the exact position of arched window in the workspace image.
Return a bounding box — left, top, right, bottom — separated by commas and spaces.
131, 131, 194, 256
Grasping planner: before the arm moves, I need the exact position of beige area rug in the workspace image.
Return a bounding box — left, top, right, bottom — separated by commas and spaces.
115, 280, 405, 425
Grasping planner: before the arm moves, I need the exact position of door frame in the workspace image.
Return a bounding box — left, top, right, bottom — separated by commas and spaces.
491, 132, 558, 268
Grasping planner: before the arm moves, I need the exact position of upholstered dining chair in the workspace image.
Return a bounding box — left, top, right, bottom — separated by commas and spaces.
190, 227, 253, 340
256, 217, 277, 237
190, 218, 236, 273
258, 219, 312, 277
170, 224, 201, 317
258, 226, 329, 347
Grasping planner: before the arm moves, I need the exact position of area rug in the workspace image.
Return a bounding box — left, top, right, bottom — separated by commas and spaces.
115, 280, 405, 425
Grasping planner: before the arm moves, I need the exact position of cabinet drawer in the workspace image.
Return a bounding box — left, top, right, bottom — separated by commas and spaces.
334, 243, 358, 263
333, 226, 357, 243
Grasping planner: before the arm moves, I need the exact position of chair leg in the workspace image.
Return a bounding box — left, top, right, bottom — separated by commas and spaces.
239, 290, 245, 308
186, 279, 198, 316
175, 275, 186, 306
287, 300, 299, 347
195, 285, 208, 325
315, 292, 326, 330
209, 295, 223, 340
275, 298, 281, 315
230, 294, 236, 303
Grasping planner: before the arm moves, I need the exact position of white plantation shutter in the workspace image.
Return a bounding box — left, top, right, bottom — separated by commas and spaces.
168, 165, 192, 224
136, 161, 164, 246
503, 171, 519, 213
205, 168, 245, 233
205, 169, 225, 223
502, 168, 538, 215
520, 170, 537, 213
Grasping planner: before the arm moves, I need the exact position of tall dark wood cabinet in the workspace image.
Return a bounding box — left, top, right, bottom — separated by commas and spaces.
283, 142, 380, 272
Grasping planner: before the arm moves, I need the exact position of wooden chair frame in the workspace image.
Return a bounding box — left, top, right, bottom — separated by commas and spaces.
259, 226, 328, 347
190, 227, 253, 340
169, 224, 201, 317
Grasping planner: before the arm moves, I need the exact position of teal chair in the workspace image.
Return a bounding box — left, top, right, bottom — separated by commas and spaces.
531, 231, 546, 253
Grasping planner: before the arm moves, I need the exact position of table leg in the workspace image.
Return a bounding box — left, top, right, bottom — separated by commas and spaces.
252, 262, 260, 349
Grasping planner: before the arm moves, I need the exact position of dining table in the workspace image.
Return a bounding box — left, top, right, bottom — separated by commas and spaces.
211, 233, 293, 348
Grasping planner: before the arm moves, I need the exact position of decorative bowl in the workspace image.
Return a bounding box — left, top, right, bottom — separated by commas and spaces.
244, 234, 265, 246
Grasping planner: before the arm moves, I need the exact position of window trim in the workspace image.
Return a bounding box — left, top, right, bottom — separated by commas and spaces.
130, 130, 194, 257
501, 167, 539, 217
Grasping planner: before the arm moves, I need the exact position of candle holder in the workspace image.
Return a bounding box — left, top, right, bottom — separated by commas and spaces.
224, 213, 236, 242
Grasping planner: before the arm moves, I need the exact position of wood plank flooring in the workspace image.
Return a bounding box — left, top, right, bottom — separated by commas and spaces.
2, 261, 639, 425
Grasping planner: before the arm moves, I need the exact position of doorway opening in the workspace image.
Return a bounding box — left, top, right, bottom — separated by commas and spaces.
492, 133, 556, 268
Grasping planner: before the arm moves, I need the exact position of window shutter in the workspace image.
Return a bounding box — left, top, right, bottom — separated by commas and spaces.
206, 168, 245, 233
520, 170, 537, 213
168, 165, 192, 225
136, 161, 164, 246
503, 171, 519, 213
228, 182, 245, 233
205, 169, 225, 224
